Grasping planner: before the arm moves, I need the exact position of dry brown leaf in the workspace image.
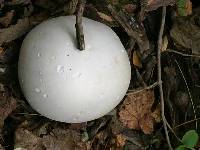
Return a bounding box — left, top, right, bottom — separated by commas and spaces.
97, 12, 113, 22
0, 94, 16, 128
123, 4, 137, 14
0, 10, 14, 27
141, 0, 175, 12
42, 128, 87, 150
14, 128, 43, 150
133, 51, 142, 68
139, 114, 154, 134
0, 47, 4, 55
170, 11, 200, 55
0, 12, 48, 46
116, 134, 126, 148
151, 104, 161, 123
119, 90, 159, 134
0, 18, 30, 46
185, 0, 192, 16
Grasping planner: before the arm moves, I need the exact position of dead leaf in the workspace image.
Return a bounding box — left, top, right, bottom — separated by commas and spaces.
139, 114, 154, 134
42, 128, 87, 150
123, 4, 137, 14
85, 4, 117, 27
141, 0, 175, 12
133, 51, 142, 68
185, 0, 192, 16
0, 12, 49, 46
69, 122, 87, 130
119, 90, 159, 134
0, 18, 30, 46
0, 47, 4, 55
170, 11, 200, 55
14, 128, 43, 150
151, 104, 161, 123
64, 0, 78, 15
176, 0, 192, 16
0, 10, 14, 27
161, 36, 168, 52
110, 116, 125, 135
97, 12, 113, 22
0, 93, 16, 128
116, 134, 126, 148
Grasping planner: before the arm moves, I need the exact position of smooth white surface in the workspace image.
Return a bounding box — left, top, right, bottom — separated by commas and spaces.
18, 16, 131, 123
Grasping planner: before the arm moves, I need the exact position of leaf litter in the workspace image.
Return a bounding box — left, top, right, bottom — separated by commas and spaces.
0, 0, 200, 149
119, 89, 160, 134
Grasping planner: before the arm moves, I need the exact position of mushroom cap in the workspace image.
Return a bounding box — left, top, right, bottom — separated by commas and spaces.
18, 16, 131, 123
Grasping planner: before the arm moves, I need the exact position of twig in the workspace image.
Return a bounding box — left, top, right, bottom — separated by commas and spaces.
174, 117, 200, 129
165, 120, 182, 143
166, 49, 200, 58
157, 7, 172, 150
75, 0, 86, 50
195, 84, 200, 88
127, 81, 158, 95
174, 59, 197, 129
13, 113, 42, 116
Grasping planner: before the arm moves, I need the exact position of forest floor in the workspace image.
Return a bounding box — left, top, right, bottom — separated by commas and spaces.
0, 0, 200, 149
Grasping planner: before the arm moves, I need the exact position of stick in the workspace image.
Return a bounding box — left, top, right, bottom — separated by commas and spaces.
157, 7, 173, 150
166, 49, 200, 58
126, 82, 158, 95
75, 0, 86, 50
174, 117, 200, 129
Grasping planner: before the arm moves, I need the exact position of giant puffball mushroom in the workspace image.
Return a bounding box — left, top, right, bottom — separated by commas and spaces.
18, 16, 131, 123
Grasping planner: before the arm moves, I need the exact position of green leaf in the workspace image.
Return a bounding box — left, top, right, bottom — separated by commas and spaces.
175, 145, 185, 150
177, 0, 187, 16
181, 130, 199, 148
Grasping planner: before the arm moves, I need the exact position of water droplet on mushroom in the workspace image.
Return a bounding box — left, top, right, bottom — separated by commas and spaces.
72, 72, 82, 78
121, 50, 125, 53
37, 52, 41, 57
34, 88, 41, 93
43, 94, 48, 98
57, 65, 64, 74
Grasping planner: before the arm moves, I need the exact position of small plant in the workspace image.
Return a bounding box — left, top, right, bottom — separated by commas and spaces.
176, 130, 199, 150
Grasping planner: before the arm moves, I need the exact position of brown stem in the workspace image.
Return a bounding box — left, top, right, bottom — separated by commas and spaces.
157, 7, 172, 150
75, 0, 86, 50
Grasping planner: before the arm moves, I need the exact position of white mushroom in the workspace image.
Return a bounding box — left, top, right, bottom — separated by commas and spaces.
18, 16, 131, 123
